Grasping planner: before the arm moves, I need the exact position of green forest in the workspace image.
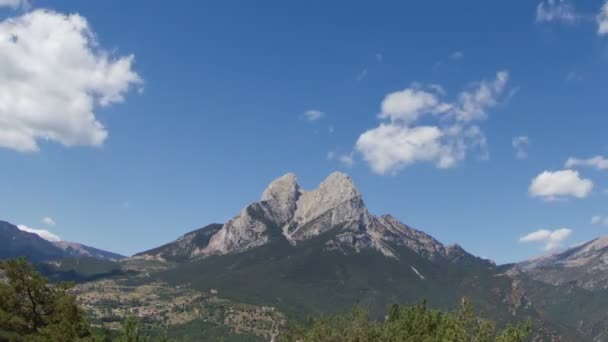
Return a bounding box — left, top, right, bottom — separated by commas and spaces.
0, 258, 530, 342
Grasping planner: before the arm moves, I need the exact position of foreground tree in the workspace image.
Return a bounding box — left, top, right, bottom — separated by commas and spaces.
282, 299, 531, 342
0, 258, 93, 341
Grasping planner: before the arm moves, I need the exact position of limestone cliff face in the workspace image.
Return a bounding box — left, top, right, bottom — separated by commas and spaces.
202, 172, 459, 261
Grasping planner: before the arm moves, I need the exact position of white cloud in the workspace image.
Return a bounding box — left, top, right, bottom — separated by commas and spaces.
512, 136, 530, 159
519, 228, 573, 250
357, 124, 447, 174
591, 215, 608, 226
355, 71, 507, 175
379, 87, 451, 124
536, 0, 579, 23
303, 110, 323, 122
0, 10, 142, 152
599, 1, 608, 35
41, 216, 56, 226
17, 224, 60, 242
529, 169, 593, 200
566, 155, 608, 170
0, 0, 28, 9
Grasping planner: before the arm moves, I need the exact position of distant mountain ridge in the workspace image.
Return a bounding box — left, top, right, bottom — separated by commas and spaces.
0, 220, 65, 262
515, 236, 608, 290
0, 220, 125, 262
53, 241, 125, 261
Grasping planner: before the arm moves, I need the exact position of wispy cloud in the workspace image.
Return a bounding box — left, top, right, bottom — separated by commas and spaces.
512, 136, 530, 160
565, 155, 608, 170
41, 217, 56, 226
448, 51, 464, 61
536, 0, 580, 23
302, 110, 324, 122
356, 68, 368, 81
0, 0, 29, 9
591, 215, 608, 227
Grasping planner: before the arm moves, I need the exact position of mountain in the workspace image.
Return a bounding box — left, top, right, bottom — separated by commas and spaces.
515, 237, 608, 290
0, 220, 125, 263
39, 172, 608, 340
134, 223, 223, 262
53, 241, 126, 261
0, 220, 65, 262
135, 173, 531, 323
138, 172, 489, 266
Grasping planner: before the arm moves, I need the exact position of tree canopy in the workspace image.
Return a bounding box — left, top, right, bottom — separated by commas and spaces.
0, 257, 93, 341
282, 299, 531, 342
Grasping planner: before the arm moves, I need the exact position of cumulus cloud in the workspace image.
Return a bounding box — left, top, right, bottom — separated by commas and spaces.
17, 224, 60, 242
536, 0, 579, 23
379, 86, 452, 124
41, 216, 56, 226
591, 215, 608, 226
303, 110, 324, 122
519, 228, 573, 250
599, 2, 608, 35
566, 155, 608, 170
529, 169, 593, 200
355, 71, 507, 175
0, 10, 142, 152
0, 0, 28, 9
512, 136, 530, 159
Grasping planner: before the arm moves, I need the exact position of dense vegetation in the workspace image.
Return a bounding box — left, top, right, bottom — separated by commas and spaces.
0, 257, 93, 341
283, 300, 531, 342
0, 258, 530, 341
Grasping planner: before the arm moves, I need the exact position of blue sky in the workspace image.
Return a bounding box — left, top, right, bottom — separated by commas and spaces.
1, 0, 608, 264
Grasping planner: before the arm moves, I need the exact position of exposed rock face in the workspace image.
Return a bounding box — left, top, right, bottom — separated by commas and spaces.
201, 172, 464, 262
515, 237, 608, 290
204, 203, 276, 255
284, 172, 366, 242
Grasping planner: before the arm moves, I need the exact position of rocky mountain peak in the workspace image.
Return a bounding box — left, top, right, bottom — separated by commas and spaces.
316, 171, 360, 201
261, 173, 300, 203
261, 173, 301, 226
192, 172, 477, 263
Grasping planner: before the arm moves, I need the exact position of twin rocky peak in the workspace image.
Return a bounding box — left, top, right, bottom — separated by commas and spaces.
142, 172, 475, 263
